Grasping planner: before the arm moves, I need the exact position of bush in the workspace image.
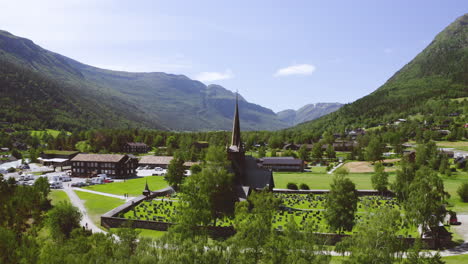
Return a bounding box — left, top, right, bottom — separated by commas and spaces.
299, 183, 310, 190
457, 182, 468, 202
287, 182, 298, 190
7, 167, 15, 173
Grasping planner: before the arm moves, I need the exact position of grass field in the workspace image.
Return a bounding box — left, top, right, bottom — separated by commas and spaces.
436, 141, 468, 152
48, 190, 69, 206
274, 171, 468, 212
75, 190, 125, 225
83, 176, 169, 196
273, 171, 397, 190
110, 228, 166, 239
30, 129, 63, 138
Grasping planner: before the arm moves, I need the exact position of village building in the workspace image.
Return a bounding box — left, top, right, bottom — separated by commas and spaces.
283, 143, 300, 150
38, 150, 79, 168
258, 157, 304, 172
71, 154, 138, 178
227, 95, 275, 200
138, 155, 198, 169
123, 142, 150, 153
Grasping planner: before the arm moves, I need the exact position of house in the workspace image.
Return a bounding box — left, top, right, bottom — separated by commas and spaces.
39, 150, 79, 168
259, 157, 304, 172
283, 143, 300, 150
71, 154, 138, 178
227, 95, 275, 200
139, 156, 198, 169
193, 141, 209, 149
123, 142, 150, 153
332, 141, 356, 151
12, 142, 27, 150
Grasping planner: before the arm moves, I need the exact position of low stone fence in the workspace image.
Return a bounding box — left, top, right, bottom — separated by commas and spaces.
101, 187, 449, 249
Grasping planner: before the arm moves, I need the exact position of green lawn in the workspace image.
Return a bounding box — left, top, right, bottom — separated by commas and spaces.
110, 228, 167, 239
441, 171, 468, 213
30, 129, 63, 138
273, 172, 396, 190
442, 254, 468, 264
83, 176, 169, 196
48, 190, 69, 206
436, 141, 468, 151
75, 190, 125, 226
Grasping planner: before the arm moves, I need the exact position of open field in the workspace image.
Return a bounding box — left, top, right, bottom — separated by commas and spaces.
30, 129, 64, 138
110, 228, 167, 239
273, 172, 397, 190
436, 141, 468, 151
342, 159, 399, 173
48, 190, 69, 206
83, 176, 168, 196
441, 171, 468, 213
75, 190, 125, 225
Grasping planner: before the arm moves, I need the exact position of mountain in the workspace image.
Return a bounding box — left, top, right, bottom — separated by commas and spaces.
0, 30, 287, 131
291, 14, 468, 133
277, 103, 343, 126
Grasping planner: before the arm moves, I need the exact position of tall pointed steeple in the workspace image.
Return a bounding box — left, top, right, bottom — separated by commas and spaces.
231, 92, 241, 150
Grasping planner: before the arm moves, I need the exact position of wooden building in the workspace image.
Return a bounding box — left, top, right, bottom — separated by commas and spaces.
259, 157, 304, 172
139, 156, 198, 169
71, 154, 138, 178
123, 142, 150, 153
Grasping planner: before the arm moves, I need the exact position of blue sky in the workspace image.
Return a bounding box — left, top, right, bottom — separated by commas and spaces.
1, 0, 466, 112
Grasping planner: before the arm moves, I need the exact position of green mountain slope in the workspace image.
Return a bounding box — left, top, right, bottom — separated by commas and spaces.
0, 30, 286, 131
292, 13, 468, 133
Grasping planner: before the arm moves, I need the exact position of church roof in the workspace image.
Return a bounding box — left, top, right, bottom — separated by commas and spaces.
230, 93, 242, 151
243, 156, 275, 189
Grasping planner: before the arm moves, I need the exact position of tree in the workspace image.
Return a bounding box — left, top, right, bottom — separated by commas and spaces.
405, 166, 448, 237
340, 208, 405, 264
391, 159, 416, 202
298, 145, 309, 161
457, 182, 468, 202
326, 144, 336, 159
229, 191, 280, 263
364, 136, 383, 163
371, 163, 389, 193
311, 143, 323, 160
324, 168, 358, 233
11, 148, 22, 159
258, 147, 266, 158
174, 146, 235, 236
46, 202, 82, 241
164, 154, 185, 190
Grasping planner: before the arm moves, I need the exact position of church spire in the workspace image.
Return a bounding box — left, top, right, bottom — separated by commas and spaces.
231, 92, 241, 149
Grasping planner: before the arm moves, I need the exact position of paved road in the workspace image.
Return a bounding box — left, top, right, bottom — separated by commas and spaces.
72, 187, 134, 201
63, 185, 106, 234
440, 214, 468, 256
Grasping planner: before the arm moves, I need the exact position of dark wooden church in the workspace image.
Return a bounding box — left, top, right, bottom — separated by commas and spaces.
227, 95, 275, 201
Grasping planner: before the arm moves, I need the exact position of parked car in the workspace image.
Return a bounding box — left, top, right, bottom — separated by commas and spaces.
50, 181, 63, 189
71, 182, 87, 187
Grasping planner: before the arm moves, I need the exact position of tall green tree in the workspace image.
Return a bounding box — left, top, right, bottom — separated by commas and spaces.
405, 166, 448, 236
340, 208, 405, 264
371, 162, 389, 193
46, 202, 82, 241
324, 168, 358, 233
365, 136, 384, 163
164, 154, 185, 190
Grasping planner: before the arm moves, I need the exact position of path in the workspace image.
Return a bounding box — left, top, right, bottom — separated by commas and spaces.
63, 185, 106, 234
440, 214, 468, 256
327, 162, 344, 174
72, 187, 135, 201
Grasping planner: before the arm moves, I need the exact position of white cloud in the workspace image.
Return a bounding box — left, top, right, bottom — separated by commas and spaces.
195, 69, 234, 82
274, 64, 316, 77
384, 48, 393, 54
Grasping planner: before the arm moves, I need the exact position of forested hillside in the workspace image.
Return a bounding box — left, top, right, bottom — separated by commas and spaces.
0, 30, 287, 131
292, 14, 468, 134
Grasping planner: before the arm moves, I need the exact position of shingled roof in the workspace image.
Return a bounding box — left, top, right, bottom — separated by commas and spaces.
139, 156, 199, 167
71, 154, 126, 163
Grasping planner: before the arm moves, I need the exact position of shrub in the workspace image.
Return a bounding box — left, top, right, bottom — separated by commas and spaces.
287, 182, 298, 190
457, 182, 468, 202
7, 167, 15, 173
299, 183, 310, 190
